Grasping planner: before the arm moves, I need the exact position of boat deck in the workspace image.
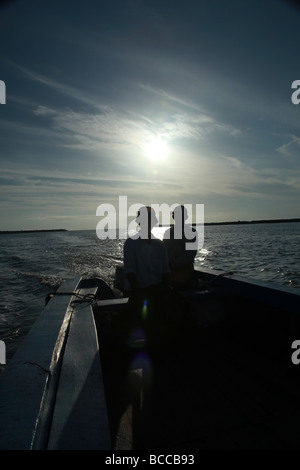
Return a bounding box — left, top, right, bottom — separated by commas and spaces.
94, 291, 300, 450
1, 273, 299, 450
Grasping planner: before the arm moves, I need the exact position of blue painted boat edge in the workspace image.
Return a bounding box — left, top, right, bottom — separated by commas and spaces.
0, 277, 81, 450
195, 267, 300, 314
46, 281, 111, 450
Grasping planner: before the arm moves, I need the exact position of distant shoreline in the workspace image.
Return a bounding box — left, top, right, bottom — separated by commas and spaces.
0, 229, 68, 235
1, 218, 299, 234
201, 217, 300, 226
165, 217, 300, 227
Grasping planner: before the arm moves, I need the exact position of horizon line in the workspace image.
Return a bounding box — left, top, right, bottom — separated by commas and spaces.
1, 217, 300, 234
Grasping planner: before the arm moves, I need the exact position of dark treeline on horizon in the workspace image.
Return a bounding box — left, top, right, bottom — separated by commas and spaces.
1, 218, 300, 234
0, 229, 68, 235
200, 217, 300, 226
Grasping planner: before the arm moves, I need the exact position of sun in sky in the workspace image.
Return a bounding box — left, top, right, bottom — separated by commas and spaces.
143, 137, 169, 163
1, 0, 300, 230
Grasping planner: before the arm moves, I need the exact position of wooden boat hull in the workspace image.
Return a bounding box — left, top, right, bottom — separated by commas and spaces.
0, 268, 299, 450
0, 278, 111, 450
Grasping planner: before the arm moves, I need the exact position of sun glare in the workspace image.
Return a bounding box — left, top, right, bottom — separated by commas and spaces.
144, 137, 169, 163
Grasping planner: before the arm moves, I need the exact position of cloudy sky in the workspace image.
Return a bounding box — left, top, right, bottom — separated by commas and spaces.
0, 0, 300, 230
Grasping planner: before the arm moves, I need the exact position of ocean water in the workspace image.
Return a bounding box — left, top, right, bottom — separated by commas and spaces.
0, 222, 300, 366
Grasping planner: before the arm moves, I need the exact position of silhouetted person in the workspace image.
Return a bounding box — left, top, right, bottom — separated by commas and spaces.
123, 206, 170, 349
163, 205, 198, 289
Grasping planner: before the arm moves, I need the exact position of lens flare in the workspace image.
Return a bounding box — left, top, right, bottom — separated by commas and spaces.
142, 299, 148, 320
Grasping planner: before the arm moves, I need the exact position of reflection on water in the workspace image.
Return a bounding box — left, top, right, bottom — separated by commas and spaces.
196, 223, 300, 287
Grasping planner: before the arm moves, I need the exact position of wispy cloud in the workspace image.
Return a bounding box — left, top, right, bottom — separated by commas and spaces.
32, 96, 242, 154
14, 64, 243, 147
17, 65, 102, 110
137, 82, 205, 112
276, 135, 300, 158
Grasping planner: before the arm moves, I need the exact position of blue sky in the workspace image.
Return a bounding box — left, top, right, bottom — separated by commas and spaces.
0, 0, 300, 230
